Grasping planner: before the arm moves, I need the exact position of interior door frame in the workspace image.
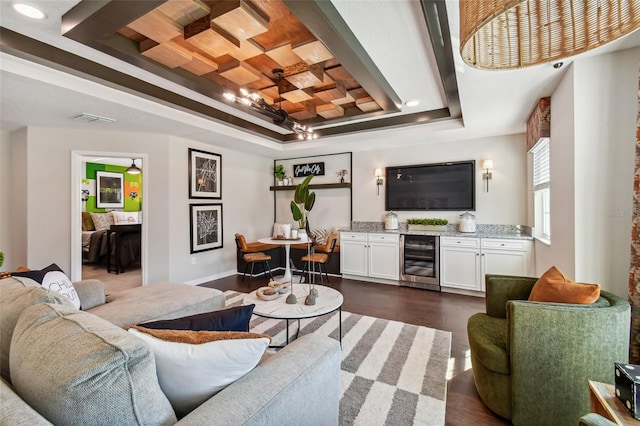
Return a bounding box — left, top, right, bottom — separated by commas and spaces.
70, 150, 148, 284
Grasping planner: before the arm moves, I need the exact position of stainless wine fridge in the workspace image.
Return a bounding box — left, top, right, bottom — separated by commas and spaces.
400, 235, 440, 291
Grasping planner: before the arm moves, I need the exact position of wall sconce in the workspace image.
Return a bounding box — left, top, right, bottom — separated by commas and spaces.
482, 160, 493, 192
375, 168, 384, 196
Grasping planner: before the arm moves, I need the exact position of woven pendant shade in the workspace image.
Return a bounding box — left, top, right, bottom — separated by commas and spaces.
460, 0, 640, 70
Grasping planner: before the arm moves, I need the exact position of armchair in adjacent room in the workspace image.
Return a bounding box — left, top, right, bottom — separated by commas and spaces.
467, 274, 630, 426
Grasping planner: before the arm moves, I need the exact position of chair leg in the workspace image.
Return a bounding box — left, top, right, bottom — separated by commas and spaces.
242, 262, 250, 282
300, 262, 308, 283
265, 260, 274, 281
318, 263, 324, 285
323, 263, 330, 283
248, 262, 255, 286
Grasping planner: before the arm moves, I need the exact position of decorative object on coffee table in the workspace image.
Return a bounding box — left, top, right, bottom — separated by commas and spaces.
256, 287, 280, 301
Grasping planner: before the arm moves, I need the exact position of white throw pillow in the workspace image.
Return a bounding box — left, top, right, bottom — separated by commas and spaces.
11, 264, 81, 310
272, 223, 291, 238
128, 328, 269, 417
112, 211, 140, 224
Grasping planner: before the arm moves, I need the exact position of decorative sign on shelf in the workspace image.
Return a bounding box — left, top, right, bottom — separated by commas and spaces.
293, 162, 325, 177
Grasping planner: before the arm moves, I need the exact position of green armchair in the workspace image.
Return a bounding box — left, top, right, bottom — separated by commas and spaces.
467, 274, 630, 426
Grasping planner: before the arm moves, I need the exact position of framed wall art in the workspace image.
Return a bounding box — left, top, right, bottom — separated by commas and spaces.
189, 148, 221, 199
190, 203, 223, 253
96, 171, 124, 208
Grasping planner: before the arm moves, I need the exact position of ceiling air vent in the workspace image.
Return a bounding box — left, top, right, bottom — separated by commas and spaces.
73, 113, 115, 123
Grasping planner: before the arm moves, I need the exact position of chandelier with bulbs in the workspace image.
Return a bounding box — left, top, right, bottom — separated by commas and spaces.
223, 68, 317, 140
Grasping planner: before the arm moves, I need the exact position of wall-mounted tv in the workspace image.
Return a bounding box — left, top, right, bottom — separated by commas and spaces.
385, 161, 475, 211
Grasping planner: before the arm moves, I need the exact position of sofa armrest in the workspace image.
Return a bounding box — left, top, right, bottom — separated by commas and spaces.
1, 378, 52, 425
485, 275, 537, 318
176, 334, 340, 426
73, 279, 106, 310
508, 291, 630, 425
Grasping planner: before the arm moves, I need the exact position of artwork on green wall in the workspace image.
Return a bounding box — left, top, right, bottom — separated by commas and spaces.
96, 171, 124, 208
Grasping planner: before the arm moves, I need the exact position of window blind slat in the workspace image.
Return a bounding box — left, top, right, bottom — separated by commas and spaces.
532, 137, 550, 190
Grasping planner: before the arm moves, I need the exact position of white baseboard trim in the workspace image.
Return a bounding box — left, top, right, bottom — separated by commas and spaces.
184, 269, 237, 286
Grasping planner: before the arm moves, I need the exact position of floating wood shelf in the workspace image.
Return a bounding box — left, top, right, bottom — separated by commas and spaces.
270, 183, 352, 191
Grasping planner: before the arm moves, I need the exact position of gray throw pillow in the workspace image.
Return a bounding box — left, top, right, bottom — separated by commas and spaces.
10, 303, 177, 426
0, 279, 72, 383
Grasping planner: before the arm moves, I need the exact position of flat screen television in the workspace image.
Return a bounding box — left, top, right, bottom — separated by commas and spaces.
385, 161, 475, 211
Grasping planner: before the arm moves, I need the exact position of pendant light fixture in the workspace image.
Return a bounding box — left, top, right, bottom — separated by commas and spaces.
460, 0, 640, 70
224, 68, 317, 140
126, 159, 141, 175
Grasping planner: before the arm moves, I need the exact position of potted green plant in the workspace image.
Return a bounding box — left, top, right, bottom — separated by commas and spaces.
0, 251, 4, 268
290, 175, 315, 229
274, 164, 286, 185
407, 218, 449, 231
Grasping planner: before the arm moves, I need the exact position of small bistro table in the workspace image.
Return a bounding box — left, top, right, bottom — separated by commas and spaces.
243, 284, 343, 347
258, 235, 308, 284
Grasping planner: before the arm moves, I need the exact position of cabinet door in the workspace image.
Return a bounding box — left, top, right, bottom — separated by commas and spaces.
440, 247, 481, 291
341, 240, 368, 276
369, 242, 399, 280
482, 250, 529, 278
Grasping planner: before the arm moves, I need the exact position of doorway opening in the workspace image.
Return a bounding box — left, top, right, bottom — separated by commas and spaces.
71, 151, 148, 292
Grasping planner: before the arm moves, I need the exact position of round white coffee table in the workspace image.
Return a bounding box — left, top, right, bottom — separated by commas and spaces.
243, 284, 343, 347
258, 235, 308, 284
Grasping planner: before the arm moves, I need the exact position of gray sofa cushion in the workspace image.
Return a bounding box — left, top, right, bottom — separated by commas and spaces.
0, 277, 73, 383
10, 302, 177, 426
87, 282, 225, 328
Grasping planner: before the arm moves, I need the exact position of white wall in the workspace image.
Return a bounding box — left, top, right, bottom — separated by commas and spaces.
535, 46, 639, 297
168, 136, 274, 283
271, 135, 528, 230
535, 65, 577, 277
273, 153, 352, 230
352, 134, 528, 226
3, 127, 273, 284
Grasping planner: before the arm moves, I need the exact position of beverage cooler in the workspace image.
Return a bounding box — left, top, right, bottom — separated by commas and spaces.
400, 235, 440, 291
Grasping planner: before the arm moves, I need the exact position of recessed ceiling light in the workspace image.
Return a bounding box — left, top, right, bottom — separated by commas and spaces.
13, 3, 47, 19
405, 100, 420, 107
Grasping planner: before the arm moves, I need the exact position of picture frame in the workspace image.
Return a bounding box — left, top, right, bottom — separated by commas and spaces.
96, 171, 124, 208
190, 203, 223, 253
189, 148, 221, 199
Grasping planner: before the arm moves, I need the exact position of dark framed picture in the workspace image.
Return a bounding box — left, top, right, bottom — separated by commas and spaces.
96, 171, 124, 208
189, 148, 221, 199
190, 203, 223, 253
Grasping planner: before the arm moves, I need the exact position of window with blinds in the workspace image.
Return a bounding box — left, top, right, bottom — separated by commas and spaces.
531, 137, 551, 242
532, 137, 550, 190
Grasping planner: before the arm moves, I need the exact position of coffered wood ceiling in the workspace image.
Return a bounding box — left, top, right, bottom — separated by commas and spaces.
56, 0, 457, 142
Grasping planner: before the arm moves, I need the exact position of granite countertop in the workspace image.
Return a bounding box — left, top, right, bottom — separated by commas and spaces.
340, 222, 534, 240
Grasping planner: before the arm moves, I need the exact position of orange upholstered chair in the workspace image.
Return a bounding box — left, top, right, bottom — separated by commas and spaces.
235, 233, 275, 285
299, 233, 338, 285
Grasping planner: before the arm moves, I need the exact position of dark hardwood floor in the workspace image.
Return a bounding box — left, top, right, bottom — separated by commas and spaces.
200, 273, 510, 426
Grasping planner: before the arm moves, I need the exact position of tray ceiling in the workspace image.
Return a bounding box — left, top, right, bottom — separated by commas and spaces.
57, 0, 458, 142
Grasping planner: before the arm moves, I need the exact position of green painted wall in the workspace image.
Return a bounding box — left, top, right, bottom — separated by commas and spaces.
84, 162, 142, 212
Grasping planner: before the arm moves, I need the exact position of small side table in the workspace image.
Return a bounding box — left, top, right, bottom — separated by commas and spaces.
588, 380, 640, 425
106, 224, 141, 274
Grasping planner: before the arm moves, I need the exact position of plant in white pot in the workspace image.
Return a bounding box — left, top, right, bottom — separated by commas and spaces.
274, 164, 286, 185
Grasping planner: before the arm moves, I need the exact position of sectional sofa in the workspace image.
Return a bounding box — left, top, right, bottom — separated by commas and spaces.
1, 276, 341, 425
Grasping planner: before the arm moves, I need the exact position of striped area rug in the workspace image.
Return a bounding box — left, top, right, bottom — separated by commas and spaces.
224, 290, 452, 426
